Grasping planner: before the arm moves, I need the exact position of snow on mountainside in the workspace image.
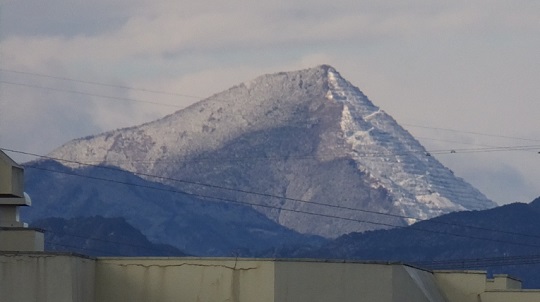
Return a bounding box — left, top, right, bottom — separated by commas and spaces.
49, 65, 496, 237
325, 69, 492, 217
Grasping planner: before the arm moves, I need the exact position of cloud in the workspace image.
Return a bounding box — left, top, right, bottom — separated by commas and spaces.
1, 0, 539, 202
0, 77, 101, 160
0, 0, 143, 37
4, 1, 539, 71
410, 129, 540, 205
449, 155, 539, 204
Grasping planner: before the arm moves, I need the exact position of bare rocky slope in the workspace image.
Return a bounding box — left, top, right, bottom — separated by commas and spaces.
49, 65, 496, 238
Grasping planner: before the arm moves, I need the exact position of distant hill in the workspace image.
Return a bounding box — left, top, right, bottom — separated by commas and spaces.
300, 197, 540, 288
31, 216, 185, 257
22, 159, 325, 256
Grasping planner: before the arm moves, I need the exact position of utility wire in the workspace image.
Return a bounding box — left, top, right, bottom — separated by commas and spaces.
3, 68, 540, 148
1, 71, 539, 238
412, 254, 540, 269
43, 227, 540, 268
23, 163, 540, 249
428, 145, 540, 155
39, 226, 180, 255
0, 68, 202, 99
5, 70, 540, 255
404, 123, 540, 143
43, 227, 540, 266
4, 144, 540, 165
15, 143, 540, 165
4, 146, 540, 240
0, 148, 516, 230
415, 136, 515, 149
46, 242, 128, 256
5, 147, 489, 212
3, 79, 539, 156
0, 80, 184, 108
3, 67, 539, 146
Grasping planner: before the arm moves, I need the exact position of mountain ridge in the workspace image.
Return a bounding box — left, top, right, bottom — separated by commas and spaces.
22, 159, 325, 256
300, 197, 540, 288
31, 216, 186, 257
46, 65, 495, 237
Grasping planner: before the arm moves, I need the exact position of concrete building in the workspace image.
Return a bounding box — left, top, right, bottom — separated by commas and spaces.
2, 151, 540, 302
1, 253, 540, 302
0, 150, 44, 251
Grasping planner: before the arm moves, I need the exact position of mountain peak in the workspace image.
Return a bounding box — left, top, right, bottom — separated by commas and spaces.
315, 63, 337, 73
48, 65, 496, 238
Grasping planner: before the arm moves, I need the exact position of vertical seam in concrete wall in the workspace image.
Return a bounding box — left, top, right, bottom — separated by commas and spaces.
231, 268, 240, 302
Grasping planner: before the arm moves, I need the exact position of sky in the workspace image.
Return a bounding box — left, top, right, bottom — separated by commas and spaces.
0, 0, 539, 205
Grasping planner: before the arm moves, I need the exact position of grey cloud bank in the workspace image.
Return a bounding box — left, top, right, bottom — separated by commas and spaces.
1, 0, 538, 204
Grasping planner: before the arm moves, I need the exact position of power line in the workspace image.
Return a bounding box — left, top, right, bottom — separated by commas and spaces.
3, 80, 539, 156
22, 160, 540, 249
4, 70, 540, 255
0, 147, 492, 221
414, 136, 540, 156
415, 136, 511, 149
1, 148, 472, 214
46, 242, 134, 256
39, 227, 182, 256
4, 141, 540, 166
412, 254, 540, 269
44, 226, 540, 267
3, 73, 540, 158
404, 123, 540, 143
428, 145, 540, 155
0, 80, 184, 108
38, 144, 540, 164
2, 67, 539, 147
2, 67, 539, 146
25, 164, 398, 226
0, 68, 203, 99
5, 146, 540, 240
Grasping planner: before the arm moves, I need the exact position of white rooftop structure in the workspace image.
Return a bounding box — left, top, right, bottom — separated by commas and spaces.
0, 150, 43, 251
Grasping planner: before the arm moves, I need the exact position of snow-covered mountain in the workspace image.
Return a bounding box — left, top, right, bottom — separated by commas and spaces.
49, 65, 496, 237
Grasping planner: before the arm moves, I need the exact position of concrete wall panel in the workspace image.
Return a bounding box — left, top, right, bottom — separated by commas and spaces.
480, 290, 540, 302
434, 270, 486, 302
95, 258, 274, 302
394, 266, 448, 302
274, 261, 393, 302
0, 253, 95, 302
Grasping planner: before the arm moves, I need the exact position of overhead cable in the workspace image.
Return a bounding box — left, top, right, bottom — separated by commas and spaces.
3, 146, 540, 241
